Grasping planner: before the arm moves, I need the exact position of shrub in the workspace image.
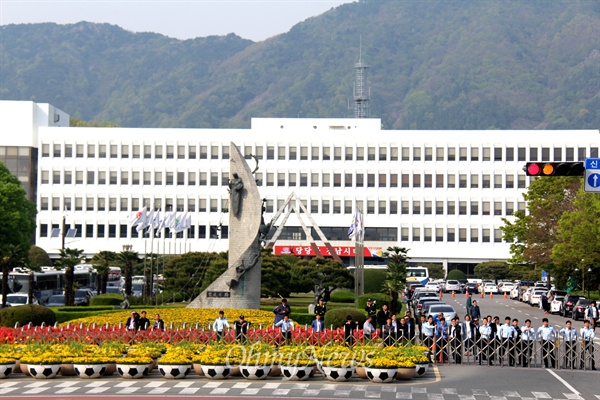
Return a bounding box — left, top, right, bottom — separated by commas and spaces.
324, 307, 366, 328
357, 293, 392, 310
447, 269, 466, 280
289, 313, 314, 326
0, 305, 56, 327
90, 294, 124, 306
364, 269, 387, 293
329, 290, 355, 303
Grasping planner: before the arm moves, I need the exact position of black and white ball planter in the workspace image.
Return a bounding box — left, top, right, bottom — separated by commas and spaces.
240, 365, 272, 380
116, 363, 149, 379
74, 364, 107, 379
321, 366, 355, 382
0, 363, 15, 379
415, 363, 429, 377
280, 365, 313, 381
365, 367, 397, 383
200, 365, 231, 379
28, 364, 61, 379
158, 364, 191, 379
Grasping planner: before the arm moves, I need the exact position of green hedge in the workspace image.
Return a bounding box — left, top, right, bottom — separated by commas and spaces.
324, 307, 366, 328
0, 305, 56, 327
329, 290, 355, 303
289, 313, 314, 326
57, 306, 114, 312
90, 294, 124, 306
364, 269, 387, 293
357, 293, 392, 310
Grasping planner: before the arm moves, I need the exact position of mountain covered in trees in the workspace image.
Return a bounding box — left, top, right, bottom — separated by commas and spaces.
1, 0, 598, 129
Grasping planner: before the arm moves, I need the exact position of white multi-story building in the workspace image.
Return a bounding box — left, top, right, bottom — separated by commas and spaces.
1, 100, 598, 273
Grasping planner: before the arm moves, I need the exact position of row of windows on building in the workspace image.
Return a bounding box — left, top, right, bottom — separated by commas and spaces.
40, 169, 531, 189
39, 196, 524, 217
40, 142, 598, 163
39, 222, 503, 243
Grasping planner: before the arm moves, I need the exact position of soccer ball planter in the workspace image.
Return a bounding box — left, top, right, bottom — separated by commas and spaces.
116, 364, 149, 379
74, 364, 107, 379
28, 364, 62, 379
240, 365, 272, 380
0, 363, 16, 379
321, 366, 355, 382
158, 364, 191, 379
365, 367, 398, 383
415, 363, 429, 377
280, 365, 313, 381
200, 365, 231, 379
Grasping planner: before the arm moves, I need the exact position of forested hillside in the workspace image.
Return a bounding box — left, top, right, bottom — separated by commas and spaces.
1, 0, 598, 129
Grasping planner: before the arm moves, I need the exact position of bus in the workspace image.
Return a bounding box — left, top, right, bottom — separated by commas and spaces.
0, 269, 96, 304
406, 266, 429, 285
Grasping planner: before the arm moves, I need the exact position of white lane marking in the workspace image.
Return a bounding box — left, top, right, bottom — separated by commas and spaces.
547, 369, 581, 396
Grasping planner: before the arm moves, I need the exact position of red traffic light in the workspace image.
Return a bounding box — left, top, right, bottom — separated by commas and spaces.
523, 162, 584, 177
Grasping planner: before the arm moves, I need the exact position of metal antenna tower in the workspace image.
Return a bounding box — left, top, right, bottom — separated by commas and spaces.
353, 38, 370, 118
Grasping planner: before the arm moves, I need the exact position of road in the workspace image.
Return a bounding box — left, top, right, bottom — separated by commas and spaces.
1, 294, 597, 399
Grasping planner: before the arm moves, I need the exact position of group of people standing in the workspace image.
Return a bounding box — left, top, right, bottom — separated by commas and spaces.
125, 310, 165, 331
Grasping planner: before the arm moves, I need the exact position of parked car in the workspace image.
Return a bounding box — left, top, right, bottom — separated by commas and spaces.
46, 294, 66, 307
421, 301, 446, 317
562, 294, 584, 317
416, 297, 442, 316
426, 304, 458, 321
444, 280, 462, 293
529, 289, 546, 307
105, 287, 122, 294
521, 287, 534, 303
73, 289, 92, 306
572, 299, 594, 320
411, 291, 439, 307
6, 293, 38, 306
483, 282, 499, 294
425, 281, 442, 292
499, 282, 515, 293
550, 293, 566, 314
464, 282, 478, 294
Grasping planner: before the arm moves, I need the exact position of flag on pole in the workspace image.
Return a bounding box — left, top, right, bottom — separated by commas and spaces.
130, 207, 146, 226
563, 276, 577, 293
348, 211, 358, 239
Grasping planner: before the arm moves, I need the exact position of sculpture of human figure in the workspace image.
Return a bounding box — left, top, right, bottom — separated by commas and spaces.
229, 172, 243, 216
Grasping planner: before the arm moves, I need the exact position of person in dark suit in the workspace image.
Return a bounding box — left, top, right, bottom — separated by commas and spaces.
343, 316, 357, 347
449, 317, 463, 364
377, 304, 391, 337
138, 311, 150, 330
153, 313, 165, 330
273, 299, 291, 324
234, 315, 250, 342
404, 314, 416, 341
126, 311, 139, 331
314, 298, 327, 317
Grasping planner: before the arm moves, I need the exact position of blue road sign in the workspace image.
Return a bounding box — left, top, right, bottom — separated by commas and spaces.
584, 158, 600, 193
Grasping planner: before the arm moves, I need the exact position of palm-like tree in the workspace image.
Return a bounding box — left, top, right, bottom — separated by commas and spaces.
383, 246, 409, 315
55, 248, 85, 306
1, 244, 25, 308
118, 251, 139, 296
91, 251, 117, 295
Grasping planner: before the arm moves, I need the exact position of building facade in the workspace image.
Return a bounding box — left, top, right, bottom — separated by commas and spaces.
2, 101, 598, 271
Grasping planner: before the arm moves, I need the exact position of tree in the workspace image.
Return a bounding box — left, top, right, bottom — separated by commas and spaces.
0, 162, 36, 254
0, 245, 26, 308
117, 251, 140, 297
28, 246, 52, 269
552, 188, 600, 294
261, 250, 295, 298
382, 247, 409, 315
474, 261, 511, 281
290, 258, 353, 302
91, 251, 117, 295
420, 263, 445, 280
55, 248, 84, 306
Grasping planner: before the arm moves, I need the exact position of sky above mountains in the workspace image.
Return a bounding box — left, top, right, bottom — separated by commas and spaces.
0, 0, 355, 41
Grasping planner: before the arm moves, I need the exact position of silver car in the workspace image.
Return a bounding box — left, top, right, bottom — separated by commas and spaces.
426, 304, 458, 321
444, 280, 462, 293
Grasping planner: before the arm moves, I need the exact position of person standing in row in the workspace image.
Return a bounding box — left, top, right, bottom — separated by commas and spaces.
311, 313, 324, 333
558, 320, 578, 369
585, 301, 599, 331
275, 314, 294, 345
520, 319, 535, 367
449, 317, 462, 364
153, 313, 165, 330
138, 311, 150, 331
537, 318, 555, 368
580, 320, 596, 370
126, 311, 139, 331
365, 299, 377, 324
213, 310, 229, 340
344, 315, 357, 347
498, 316, 516, 366
479, 318, 492, 365
273, 298, 291, 324
377, 304, 391, 338
234, 315, 250, 342
363, 316, 375, 341
421, 315, 436, 350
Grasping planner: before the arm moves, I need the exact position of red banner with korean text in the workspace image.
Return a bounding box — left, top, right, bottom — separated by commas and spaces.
274, 245, 383, 258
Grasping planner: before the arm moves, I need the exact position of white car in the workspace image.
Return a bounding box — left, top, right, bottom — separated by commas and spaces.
444, 280, 462, 293
499, 282, 515, 293
483, 283, 499, 294
529, 289, 546, 306
550, 294, 565, 314
425, 282, 442, 292
521, 287, 534, 303
6, 293, 38, 306
510, 286, 520, 299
